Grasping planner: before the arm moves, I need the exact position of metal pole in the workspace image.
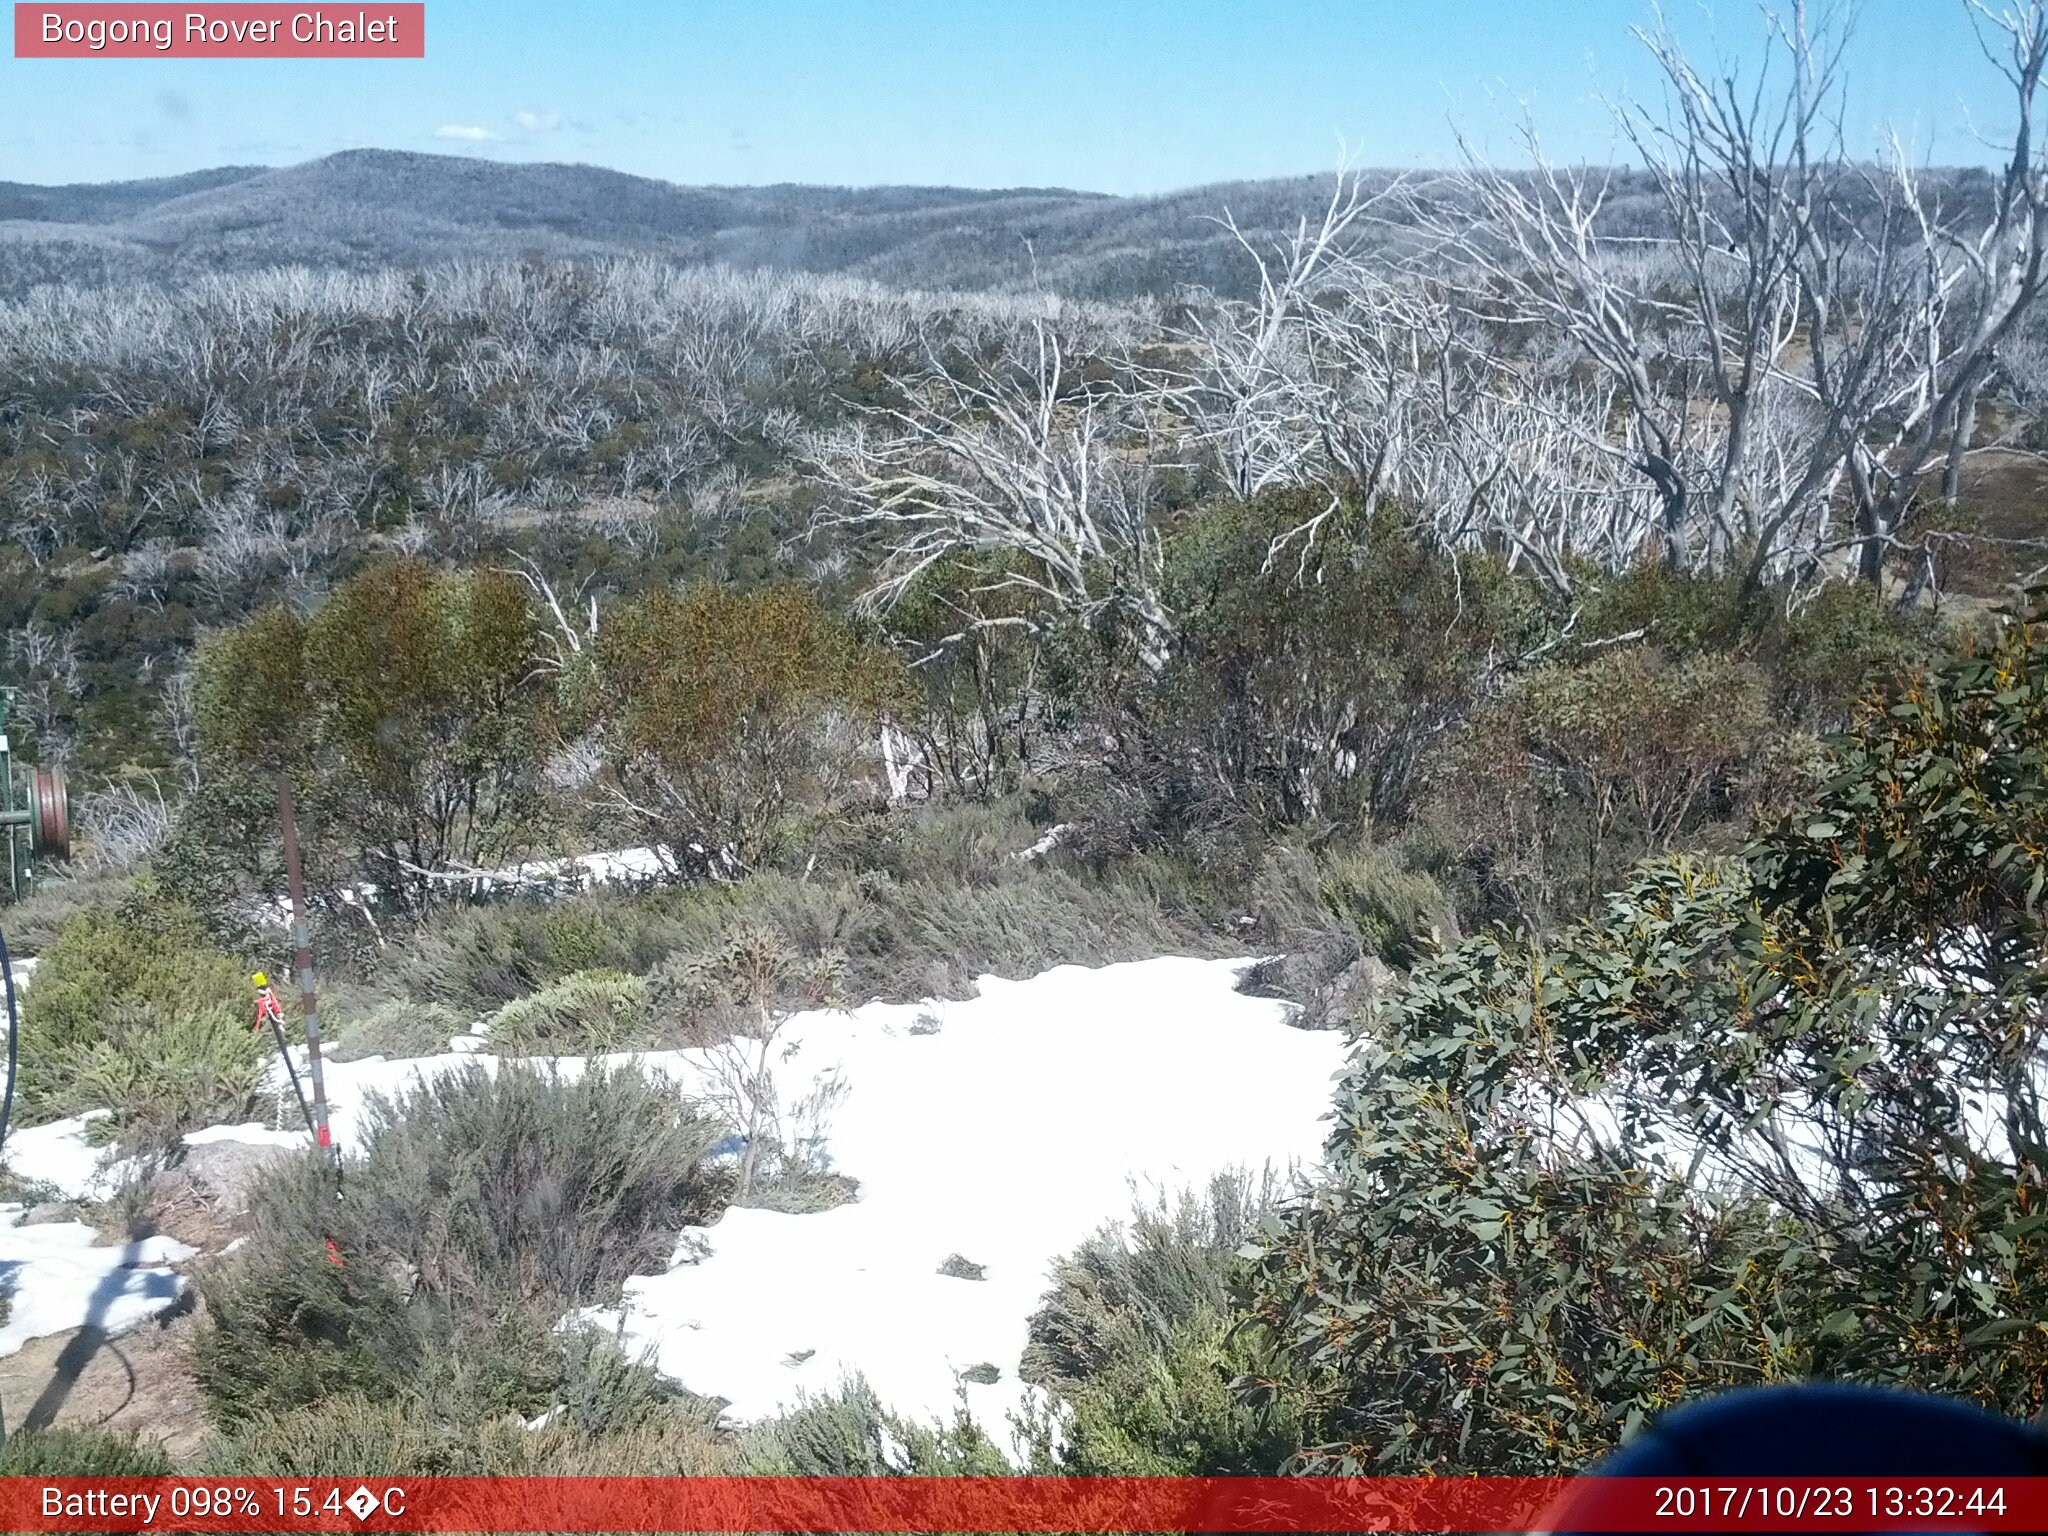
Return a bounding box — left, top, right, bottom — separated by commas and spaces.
278, 774, 341, 1188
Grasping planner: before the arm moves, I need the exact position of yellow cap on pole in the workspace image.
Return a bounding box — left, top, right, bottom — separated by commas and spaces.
252, 972, 269, 988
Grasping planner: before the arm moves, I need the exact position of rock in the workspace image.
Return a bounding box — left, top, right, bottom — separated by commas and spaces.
148, 1138, 295, 1248
22, 1201, 71, 1225
1332, 954, 1399, 1012
936, 1253, 986, 1281
174, 1139, 291, 1213
1260, 949, 1403, 1031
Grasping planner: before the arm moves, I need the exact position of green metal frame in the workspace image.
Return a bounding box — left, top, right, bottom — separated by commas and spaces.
1, 686, 38, 899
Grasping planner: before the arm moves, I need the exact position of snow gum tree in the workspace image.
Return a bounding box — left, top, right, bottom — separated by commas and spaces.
589, 583, 901, 878
190, 557, 549, 920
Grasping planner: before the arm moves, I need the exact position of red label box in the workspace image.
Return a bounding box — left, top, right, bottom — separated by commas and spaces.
14, 4, 424, 57
4, 1477, 2048, 1533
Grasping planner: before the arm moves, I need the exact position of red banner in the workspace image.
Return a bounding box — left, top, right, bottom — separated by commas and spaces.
13, 5, 424, 58
2, 1476, 2046, 1532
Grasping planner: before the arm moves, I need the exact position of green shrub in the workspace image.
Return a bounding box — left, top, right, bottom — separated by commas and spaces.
0, 869, 138, 956
19, 891, 262, 1141
1569, 563, 1752, 657
871, 798, 1050, 886
193, 559, 550, 921
387, 848, 1224, 1031
1248, 602, 2048, 1471
1762, 579, 1943, 725
384, 888, 715, 1016
1232, 842, 1451, 1026
195, 1061, 730, 1428
511, 1414, 733, 1475
206, 1387, 732, 1477
885, 555, 1059, 800
739, 1378, 1009, 1475
1573, 564, 1944, 730
1141, 494, 1526, 834
193, 1165, 424, 1422
0, 1426, 174, 1475
643, 859, 1210, 1007
328, 998, 469, 1063
1432, 647, 1776, 928
1022, 1175, 1302, 1475
205, 1394, 486, 1477
532, 904, 627, 975
1316, 845, 1448, 969
730, 1167, 861, 1214
592, 583, 901, 874
486, 969, 651, 1055
1246, 902, 1791, 1475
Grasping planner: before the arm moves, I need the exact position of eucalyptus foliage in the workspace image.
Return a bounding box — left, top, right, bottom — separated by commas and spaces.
1247, 593, 2048, 1471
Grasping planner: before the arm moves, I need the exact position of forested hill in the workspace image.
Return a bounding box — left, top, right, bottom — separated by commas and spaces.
0, 148, 1379, 299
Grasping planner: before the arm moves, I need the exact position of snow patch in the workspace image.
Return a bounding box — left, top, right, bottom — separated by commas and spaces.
0, 1213, 195, 1358
1, 1113, 136, 1202
1011, 824, 1072, 862
576, 955, 1345, 1444
182, 1122, 309, 1151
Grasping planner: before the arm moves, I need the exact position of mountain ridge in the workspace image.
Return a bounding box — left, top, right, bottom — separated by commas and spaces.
0, 148, 1374, 299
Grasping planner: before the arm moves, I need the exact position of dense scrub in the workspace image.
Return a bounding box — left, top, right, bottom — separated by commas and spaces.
6, 568, 2039, 1483
1244, 595, 2048, 1470
0, 1428, 173, 1476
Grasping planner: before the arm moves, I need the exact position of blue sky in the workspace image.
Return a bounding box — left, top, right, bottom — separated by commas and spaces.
0, 1, 2021, 192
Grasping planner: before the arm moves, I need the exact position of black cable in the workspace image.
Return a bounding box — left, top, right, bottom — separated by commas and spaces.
264, 1008, 319, 1144
256, 984, 347, 1273
0, 928, 18, 1170
1, 925, 18, 1447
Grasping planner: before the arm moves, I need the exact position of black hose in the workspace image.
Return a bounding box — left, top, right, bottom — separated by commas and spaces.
0, 928, 17, 1169
256, 987, 347, 1273
264, 1009, 319, 1143
0, 925, 17, 1446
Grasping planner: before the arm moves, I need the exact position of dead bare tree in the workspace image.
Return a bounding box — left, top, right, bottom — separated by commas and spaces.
1618, 10, 1835, 577
500, 551, 598, 676
1172, 172, 1394, 502
1171, 166, 1664, 592
1817, 0, 2048, 581
74, 773, 176, 873
1428, 0, 2048, 593
811, 320, 1172, 669
5, 619, 82, 761
674, 926, 847, 1201
1428, 137, 1709, 571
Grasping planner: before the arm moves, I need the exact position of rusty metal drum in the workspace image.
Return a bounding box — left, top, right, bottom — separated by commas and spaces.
29, 766, 67, 861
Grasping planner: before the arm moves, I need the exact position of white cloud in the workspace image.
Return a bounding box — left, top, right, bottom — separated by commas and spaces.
434, 124, 497, 142
512, 110, 561, 133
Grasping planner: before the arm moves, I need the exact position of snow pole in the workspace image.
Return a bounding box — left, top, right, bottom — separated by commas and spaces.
278, 776, 343, 1214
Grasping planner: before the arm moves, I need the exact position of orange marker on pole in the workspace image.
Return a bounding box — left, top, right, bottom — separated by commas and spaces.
252, 972, 285, 1032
